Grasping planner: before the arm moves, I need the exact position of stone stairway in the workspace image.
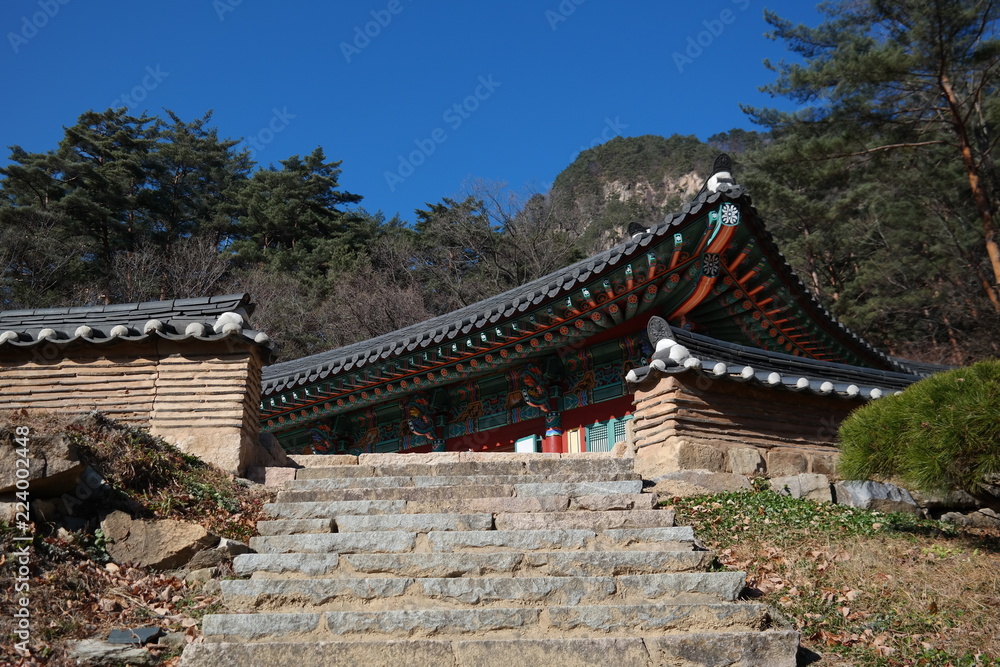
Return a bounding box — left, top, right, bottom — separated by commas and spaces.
180, 453, 799, 666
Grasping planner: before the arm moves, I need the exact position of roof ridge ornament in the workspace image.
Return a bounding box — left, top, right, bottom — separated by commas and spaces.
700, 153, 735, 195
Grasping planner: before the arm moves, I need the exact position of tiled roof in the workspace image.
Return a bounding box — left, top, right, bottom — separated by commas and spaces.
0, 293, 275, 360
628, 317, 925, 402
262, 184, 908, 396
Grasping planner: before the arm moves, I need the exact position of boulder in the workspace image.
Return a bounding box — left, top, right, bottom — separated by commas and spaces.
833, 480, 921, 516
0, 431, 85, 496
100, 511, 219, 569
771, 474, 832, 503
650, 470, 752, 497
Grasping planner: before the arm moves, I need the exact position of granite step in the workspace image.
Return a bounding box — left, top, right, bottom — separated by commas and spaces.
335, 512, 494, 532
262, 494, 658, 520
234, 549, 708, 579
274, 480, 645, 503
293, 457, 636, 480
257, 519, 335, 536
492, 509, 675, 531
201, 602, 774, 641
283, 472, 641, 490
182, 451, 798, 665
257, 509, 674, 535
248, 531, 417, 555
275, 484, 517, 504
182, 631, 800, 667
248, 527, 697, 555
219, 571, 747, 611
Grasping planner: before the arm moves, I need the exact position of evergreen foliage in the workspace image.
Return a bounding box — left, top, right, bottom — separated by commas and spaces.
740, 0, 1000, 362
839, 360, 1000, 505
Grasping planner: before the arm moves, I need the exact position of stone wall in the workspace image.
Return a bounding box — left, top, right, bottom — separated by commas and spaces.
0, 339, 265, 474
630, 373, 855, 480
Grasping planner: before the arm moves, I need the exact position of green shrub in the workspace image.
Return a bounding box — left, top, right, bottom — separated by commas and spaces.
838, 359, 1000, 503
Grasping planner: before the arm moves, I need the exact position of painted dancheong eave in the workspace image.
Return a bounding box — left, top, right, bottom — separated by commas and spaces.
260, 185, 908, 436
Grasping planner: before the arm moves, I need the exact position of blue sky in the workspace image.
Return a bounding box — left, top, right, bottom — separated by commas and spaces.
1, 0, 823, 222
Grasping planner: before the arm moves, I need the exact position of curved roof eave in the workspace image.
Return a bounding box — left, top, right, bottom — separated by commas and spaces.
261, 184, 909, 396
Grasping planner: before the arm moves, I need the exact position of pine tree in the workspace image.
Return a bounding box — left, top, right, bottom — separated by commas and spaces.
746, 0, 1000, 312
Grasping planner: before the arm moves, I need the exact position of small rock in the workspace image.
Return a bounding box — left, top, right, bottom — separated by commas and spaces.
940, 511, 969, 526
202, 578, 222, 596
0, 494, 21, 522
216, 537, 252, 558
941, 510, 1000, 528
158, 632, 187, 650
970, 510, 1000, 528
184, 567, 217, 585
107, 627, 162, 645
909, 488, 981, 511
30, 498, 62, 522
186, 548, 226, 570
67, 638, 157, 666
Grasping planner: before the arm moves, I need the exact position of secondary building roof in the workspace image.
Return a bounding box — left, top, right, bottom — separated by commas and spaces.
0, 293, 275, 360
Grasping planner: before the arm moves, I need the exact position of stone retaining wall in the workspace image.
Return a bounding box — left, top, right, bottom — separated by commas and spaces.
0, 339, 265, 474
630, 373, 854, 479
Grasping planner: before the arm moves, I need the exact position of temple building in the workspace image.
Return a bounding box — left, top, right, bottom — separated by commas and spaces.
259, 157, 934, 474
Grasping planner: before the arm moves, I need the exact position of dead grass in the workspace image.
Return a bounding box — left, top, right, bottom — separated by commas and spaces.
673, 488, 1000, 666
0, 409, 275, 665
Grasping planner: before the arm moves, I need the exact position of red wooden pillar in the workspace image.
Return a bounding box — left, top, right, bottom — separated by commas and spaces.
542, 411, 563, 453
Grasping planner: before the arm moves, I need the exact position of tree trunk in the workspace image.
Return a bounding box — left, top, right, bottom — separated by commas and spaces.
939, 73, 1000, 313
